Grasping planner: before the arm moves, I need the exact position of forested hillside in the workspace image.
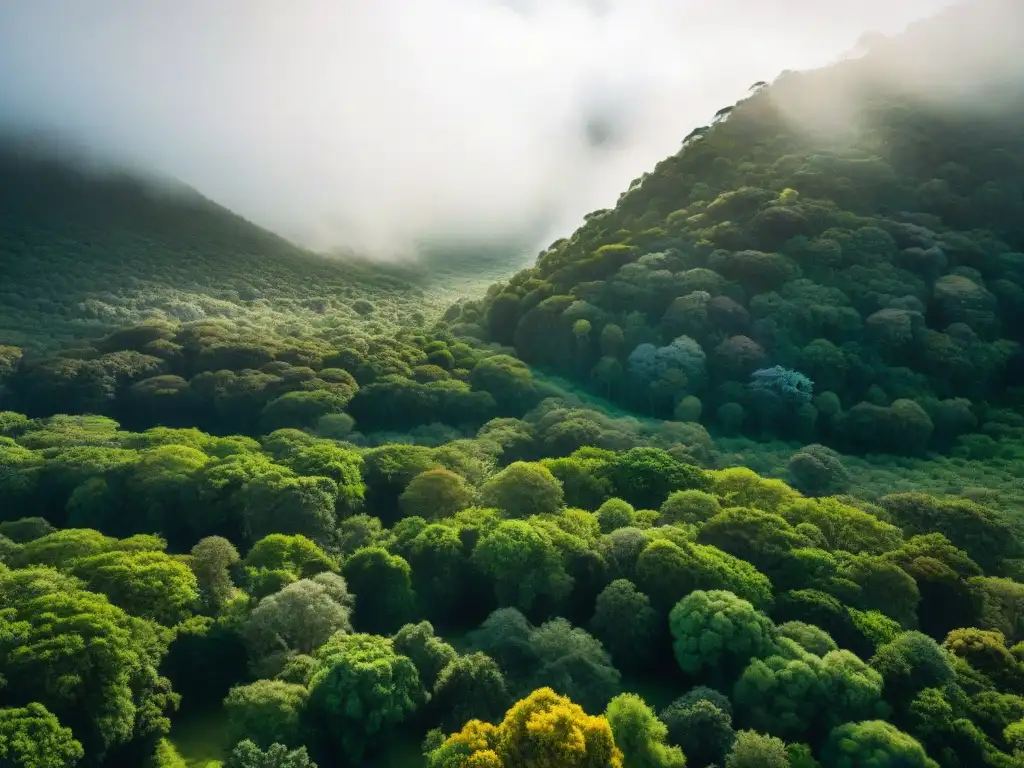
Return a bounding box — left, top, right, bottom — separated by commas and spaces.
1, 2, 1024, 768
447, 0, 1024, 457
0, 142, 505, 351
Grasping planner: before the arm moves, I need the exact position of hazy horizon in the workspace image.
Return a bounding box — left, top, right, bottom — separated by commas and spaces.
0, 0, 958, 260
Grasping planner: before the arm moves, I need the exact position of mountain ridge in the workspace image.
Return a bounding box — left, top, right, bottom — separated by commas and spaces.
0, 138, 512, 351
440, 0, 1024, 456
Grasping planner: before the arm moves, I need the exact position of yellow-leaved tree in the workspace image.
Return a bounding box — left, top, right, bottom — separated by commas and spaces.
426, 687, 623, 768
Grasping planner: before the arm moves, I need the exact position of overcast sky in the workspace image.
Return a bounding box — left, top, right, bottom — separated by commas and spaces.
0, 0, 958, 258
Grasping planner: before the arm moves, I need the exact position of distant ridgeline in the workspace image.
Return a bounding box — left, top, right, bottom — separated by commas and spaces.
0, 140, 466, 351
442, 0, 1024, 457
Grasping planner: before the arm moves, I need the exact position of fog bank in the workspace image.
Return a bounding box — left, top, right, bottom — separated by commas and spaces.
0, 0, 957, 258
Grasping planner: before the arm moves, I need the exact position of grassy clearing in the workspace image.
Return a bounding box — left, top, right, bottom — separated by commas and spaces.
168, 708, 231, 768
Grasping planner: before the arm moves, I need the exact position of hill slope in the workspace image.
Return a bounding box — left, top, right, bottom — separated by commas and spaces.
3, 5, 1024, 768
448, 0, 1024, 457
0, 143, 501, 350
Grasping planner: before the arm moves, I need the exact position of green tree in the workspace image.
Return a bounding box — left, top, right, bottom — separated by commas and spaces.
468, 607, 539, 677
0, 517, 53, 544
605, 693, 686, 768
850, 612, 901, 655
660, 490, 721, 526
0, 440, 25, 485
335, 514, 385, 557
885, 534, 979, 638
242, 471, 338, 547
733, 649, 884, 741
596, 498, 636, 534
1006, 719, 1024, 762
307, 633, 424, 763
189, 452, 278, 543
870, 632, 954, 707
779, 498, 902, 555
709, 468, 800, 514
243, 573, 354, 674
776, 622, 837, 657
399, 468, 475, 520
393, 621, 458, 690
786, 445, 850, 497
394, 522, 469, 623
636, 540, 772, 612
471, 520, 573, 612
669, 590, 777, 681
840, 554, 920, 629
879, 493, 1019, 572
541, 450, 614, 510
260, 390, 352, 432
224, 740, 316, 768
0, 532, 15, 563
725, 730, 790, 768
590, 579, 659, 672
224, 680, 308, 750
282, 442, 364, 515
242, 534, 335, 599
469, 354, 541, 415
608, 448, 709, 509
697, 506, 810, 578
822, 721, 938, 768
0, 703, 83, 768
942, 628, 1024, 689
360, 444, 441, 524
0, 568, 176, 760
661, 692, 735, 768
69, 547, 199, 625
119, 444, 209, 543
431, 652, 512, 734
480, 462, 564, 518
190, 535, 240, 613
785, 743, 820, 768
8, 528, 123, 569
968, 576, 1024, 642
908, 687, 1002, 767
145, 737, 188, 768
527, 618, 622, 714
342, 547, 416, 634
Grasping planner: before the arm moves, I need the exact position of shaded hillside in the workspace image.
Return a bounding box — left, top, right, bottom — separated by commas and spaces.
447, 0, 1024, 456
0, 142, 481, 350
0, 151, 536, 438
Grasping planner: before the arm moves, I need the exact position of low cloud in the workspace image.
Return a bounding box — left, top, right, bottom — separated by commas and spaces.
0, 0, 957, 259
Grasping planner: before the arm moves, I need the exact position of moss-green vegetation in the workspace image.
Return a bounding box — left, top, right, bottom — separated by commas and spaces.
0, 146, 512, 352
0, 409, 1021, 766
445, 3, 1024, 458
2, 3, 1024, 768
167, 710, 230, 768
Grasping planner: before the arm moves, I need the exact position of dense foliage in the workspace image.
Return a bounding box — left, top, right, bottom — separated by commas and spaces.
0, 406, 1020, 766
3, 2, 1024, 766
441, 1, 1024, 458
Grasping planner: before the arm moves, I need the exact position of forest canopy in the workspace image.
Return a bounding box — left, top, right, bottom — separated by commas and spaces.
2, 1, 1024, 767
437, 1, 1024, 459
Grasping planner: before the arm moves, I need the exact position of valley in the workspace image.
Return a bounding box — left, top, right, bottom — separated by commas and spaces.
1, 2, 1023, 767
